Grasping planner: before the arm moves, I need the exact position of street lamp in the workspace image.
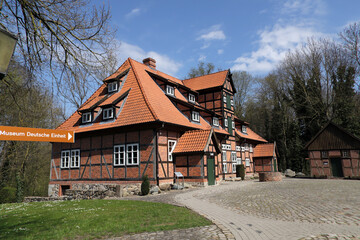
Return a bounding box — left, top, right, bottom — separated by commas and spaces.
0, 27, 17, 80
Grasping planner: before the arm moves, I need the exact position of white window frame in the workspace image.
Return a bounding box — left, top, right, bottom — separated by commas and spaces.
236, 158, 242, 165
61, 150, 70, 168
225, 118, 228, 127
222, 151, 227, 162
126, 143, 139, 165
192, 111, 200, 122
231, 152, 237, 162
241, 145, 245, 152
70, 150, 80, 168
223, 163, 228, 173
232, 121, 235, 129
231, 99, 234, 106
114, 145, 125, 166
108, 81, 118, 93
242, 125, 247, 133
188, 93, 196, 103
166, 85, 174, 96
250, 144, 253, 153
103, 107, 114, 120
223, 96, 226, 103
168, 140, 177, 162
236, 146, 241, 152
82, 112, 92, 124
245, 158, 250, 167
232, 163, 237, 173
245, 143, 249, 151
342, 150, 350, 158
213, 117, 219, 127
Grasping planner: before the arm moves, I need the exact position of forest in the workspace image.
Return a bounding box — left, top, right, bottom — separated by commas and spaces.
0, 0, 360, 201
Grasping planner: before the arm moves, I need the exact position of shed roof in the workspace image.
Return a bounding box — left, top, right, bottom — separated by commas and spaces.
304, 122, 360, 150
253, 143, 276, 158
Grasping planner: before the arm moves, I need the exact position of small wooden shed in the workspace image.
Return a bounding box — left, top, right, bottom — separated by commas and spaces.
305, 122, 360, 178
253, 142, 279, 172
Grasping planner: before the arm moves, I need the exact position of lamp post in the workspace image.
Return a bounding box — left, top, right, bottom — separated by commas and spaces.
0, 27, 17, 80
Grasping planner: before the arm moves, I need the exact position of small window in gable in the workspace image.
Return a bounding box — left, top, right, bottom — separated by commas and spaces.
224, 118, 228, 127
188, 93, 196, 103
103, 107, 114, 120
242, 125, 247, 133
213, 117, 219, 126
166, 85, 174, 96
108, 81, 118, 93
82, 112, 92, 124
192, 111, 200, 122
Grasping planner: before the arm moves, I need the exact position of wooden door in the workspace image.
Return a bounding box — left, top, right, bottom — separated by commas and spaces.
207, 157, 215, 185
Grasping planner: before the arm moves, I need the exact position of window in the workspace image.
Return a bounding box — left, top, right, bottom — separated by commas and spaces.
82, 112, 92, 123
245, 158, 250, 167
231, 99, 234, 106
166, 85, 174, 96
241, 145, 245, 152
168, 140, 177, 162
223, 163, 228, 173
242, 125, 247, 133
222, 151, 227, 162
232, 121, 235, 129
103, 108, 114, 120
127, 144, 139, 165
192, 111, 200, 122
108, 81, 118, 93
61, 150, 70, 168
236, 158, 242, 165
224, 118, 228, 127
232, 163, 237, 173
249, 144, 253, 153
114, 145, 125, 166
213, 117, 219, 126
321, 151, 328, 159
342, 150, 350, 158
245, 143, 249, 151
223, 96, 226, 103
231, 152, 237, 162
188, 93, 195, 103
70, 150, 80, 168
236, 146, 241, 152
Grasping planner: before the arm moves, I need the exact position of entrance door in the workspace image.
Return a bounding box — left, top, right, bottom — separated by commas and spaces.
207, 157, 215, 185
330, 158, 344, 177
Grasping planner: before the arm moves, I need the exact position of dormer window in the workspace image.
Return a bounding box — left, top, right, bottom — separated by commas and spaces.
242, 125, 247, 133
103, 107, 114, 120
166, 85, 174, 96
192, 111, 200, 122
82, 112, 92, 124
213, 117, 219, 126
188, 93, 196, 103
108, 81, 118, 93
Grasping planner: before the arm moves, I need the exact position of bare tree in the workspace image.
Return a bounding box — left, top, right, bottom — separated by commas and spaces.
340, 22, 360, 69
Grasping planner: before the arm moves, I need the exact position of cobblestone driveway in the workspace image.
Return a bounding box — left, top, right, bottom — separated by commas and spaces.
200, 178, 360, 226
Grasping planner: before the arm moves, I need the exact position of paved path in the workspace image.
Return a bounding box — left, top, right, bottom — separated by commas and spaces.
175, 179, 360, 240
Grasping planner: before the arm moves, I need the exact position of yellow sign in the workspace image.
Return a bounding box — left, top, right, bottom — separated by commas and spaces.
0, 126, 74, 143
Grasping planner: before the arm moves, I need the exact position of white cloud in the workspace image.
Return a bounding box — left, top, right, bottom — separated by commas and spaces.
232, 24, 320, 73
197, 24, 226, 41
217, 49, 224, 55
282, 0, 326, 16
125, 8, 141, 19
198, 55, 206, 61
118, 41, 182, 75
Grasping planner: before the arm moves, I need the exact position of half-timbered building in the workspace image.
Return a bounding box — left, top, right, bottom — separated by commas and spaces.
305, 122, 360, 178
49, 57, 271, 196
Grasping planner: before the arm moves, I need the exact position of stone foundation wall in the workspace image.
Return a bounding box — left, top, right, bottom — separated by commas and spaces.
48, 184, 59, 197
259, 172, 282, 182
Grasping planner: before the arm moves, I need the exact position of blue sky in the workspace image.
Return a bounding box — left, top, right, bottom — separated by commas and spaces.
101, 0, 360, 78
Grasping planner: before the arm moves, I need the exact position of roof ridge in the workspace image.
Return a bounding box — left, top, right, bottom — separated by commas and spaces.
128, 59, 158, 121
183, 70, 229, 81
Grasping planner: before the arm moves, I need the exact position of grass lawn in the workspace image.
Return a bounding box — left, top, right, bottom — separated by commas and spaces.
0, 199, 212, 239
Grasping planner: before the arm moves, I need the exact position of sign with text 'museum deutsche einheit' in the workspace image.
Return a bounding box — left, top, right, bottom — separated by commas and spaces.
0, 126, 74, 143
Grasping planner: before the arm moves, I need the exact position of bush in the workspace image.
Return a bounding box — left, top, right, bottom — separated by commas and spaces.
236, 164, 246, 180
0, 187, 17, 204
141, 175, 150, 195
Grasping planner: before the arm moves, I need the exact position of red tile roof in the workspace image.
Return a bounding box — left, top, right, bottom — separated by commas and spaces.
182, 70, 229, 91
253, 143, 275, 158
235, 127, 267, 143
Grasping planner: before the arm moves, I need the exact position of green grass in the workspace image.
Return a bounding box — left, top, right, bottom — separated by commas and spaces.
0, 200, 212, 239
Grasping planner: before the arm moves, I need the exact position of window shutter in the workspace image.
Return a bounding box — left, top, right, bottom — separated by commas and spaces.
228, 117, 233, 135
226, 94, 231, 109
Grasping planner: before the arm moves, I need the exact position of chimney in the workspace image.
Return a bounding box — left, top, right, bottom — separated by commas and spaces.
143, 57, 156, 69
